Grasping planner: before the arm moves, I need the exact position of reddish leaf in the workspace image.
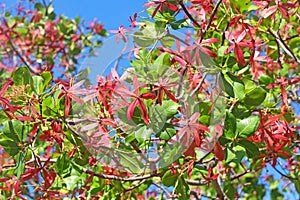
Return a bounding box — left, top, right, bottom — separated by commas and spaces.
261, 5, 278, 18
20, 168, 41, 182
213, 141, 225, 161
234, 43, 246, 66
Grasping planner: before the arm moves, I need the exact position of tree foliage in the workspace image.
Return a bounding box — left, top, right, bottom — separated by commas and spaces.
0, 0, 299, 199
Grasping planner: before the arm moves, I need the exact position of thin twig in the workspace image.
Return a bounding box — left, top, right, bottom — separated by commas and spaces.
269, 29, 300, 64
2, 158, 57, 169
212, 176, 227, 199
7, 39, 39, 74
179, 2, 202, 29
230, 170, 250, 180
185, 179, 208, 186
123, 179, 146, 193
167, 32, 190, 46
83, 168, 162, 181
152, 182, 172, 198
272, 165, 298, 181
190, 72, 207, 97
200, 0, 223, 42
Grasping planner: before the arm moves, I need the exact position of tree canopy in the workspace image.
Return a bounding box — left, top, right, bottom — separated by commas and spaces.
0, 0, 299, 199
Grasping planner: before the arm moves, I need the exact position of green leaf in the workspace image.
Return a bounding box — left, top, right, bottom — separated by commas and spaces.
224, 182, 235, 200
224, 112, 236, 139
135, 125, 153, 143
41, 71, 52, 90
162, 100, 179, 119
13, 66, 33, 87
220, 73, 234, 98
170, 18, 190, 30
152, 53, 171, 77
244, 88, 267, 106
199, 49, 215, 67
175, 176, 189, 200
32, 76, 44, 94
3, 120, 24, 142
238, 140, 260, 158
160, 36, 174, 48
270, 188, 284, 200
294, 180, 300, 194
55, 153, 71, 176
117, 150, 144, 174
0, 140, 20, 156
133, 31, 155, 47
230, 0, 252, 13
162, 170, 179, 187
159, 124, 176, 140
14, 152, 26, 179
229, 74, 245, 99
236, 116, 260, 138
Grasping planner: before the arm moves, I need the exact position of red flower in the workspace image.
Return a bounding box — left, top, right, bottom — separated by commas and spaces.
129, 13, 138, 28
225, 30, 253, 66
0, 80, 15, 118
183, 37, 219, 66
58, 79, 85, 118
109, 26, 132, 43
267, 76, 300, 107
152, 76, 178, 104
88, 18, 103, 34
144, 0, 178, 18
114, 75, 156, 124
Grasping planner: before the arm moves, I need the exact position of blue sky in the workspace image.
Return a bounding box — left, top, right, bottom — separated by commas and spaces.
0, 0, 147, 30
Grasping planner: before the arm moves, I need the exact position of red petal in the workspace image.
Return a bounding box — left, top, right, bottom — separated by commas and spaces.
281, 86, 288, 106
140, 92, 156, 100
0, 80, 13, 96
234, 44, 246, 66
127, 99, 139, 121
213, 141, 225, 161
138, 99, 150, 124
165, 3, 178, 11
17, 116, 34, 121
20, 168, 41, 182
261, 5, 278, 18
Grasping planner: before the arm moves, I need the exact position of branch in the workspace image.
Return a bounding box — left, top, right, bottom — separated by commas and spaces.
200, 0, 223, 42
190, 72, 207, 97
269, 29, 300, 64
186, 179, 208, 186
230, 170, 250, 180
123, 179, 146, 193
83, 168, 162, 181
152, 182, 173, 198
212, 177, 227, 199
272, 165, 298, 181
8, 40, 40, 75
179, 2, 202, 29
167, 32, 190, 46
2, 158, 57, 169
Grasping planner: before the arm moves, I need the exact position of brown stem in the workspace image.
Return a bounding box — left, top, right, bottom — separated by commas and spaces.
185, 179, 208, 186
179, 2, 202, 29
212, 176, 227, 199
83, 168, 162, 181
230, 170, 250, 180
200, 0, 223, 42
269, 29, 300, 64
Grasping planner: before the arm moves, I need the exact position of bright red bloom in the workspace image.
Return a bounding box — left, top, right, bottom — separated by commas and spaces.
144, 0, 178, 18
114, 75, 156, 124
109, 26, 132, 43
58, 79, 85, 118
0, 80, 15, 118
225, 30, 253, 66
152, 76, 178, 104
